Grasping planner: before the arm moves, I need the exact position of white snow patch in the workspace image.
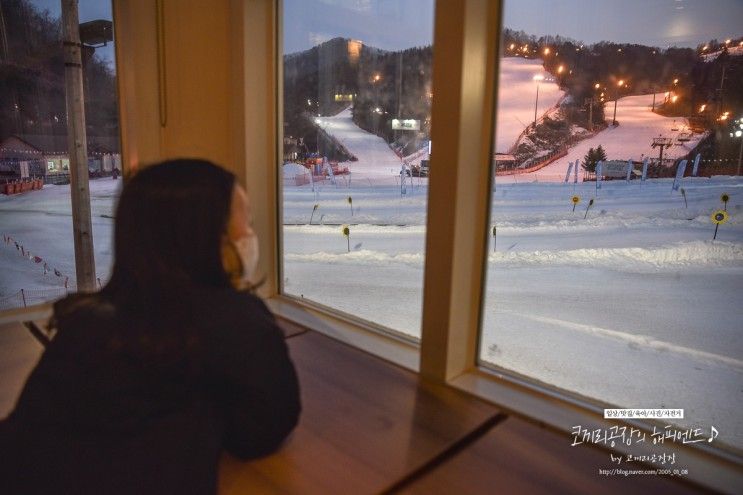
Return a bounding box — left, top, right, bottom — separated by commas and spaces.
489, 241, 743, 270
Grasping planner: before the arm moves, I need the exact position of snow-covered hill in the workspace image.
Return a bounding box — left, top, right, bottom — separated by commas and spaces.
313, 57, 565, 176
522, 93, 705, 182
494, 57, 564, 153
315, 108, 402, 177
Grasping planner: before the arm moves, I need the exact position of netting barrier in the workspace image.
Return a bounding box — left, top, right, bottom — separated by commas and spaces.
0, 287, 74, 311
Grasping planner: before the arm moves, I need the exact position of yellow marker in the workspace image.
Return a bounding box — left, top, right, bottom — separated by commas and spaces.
571, 195, 580, 213
711, 210, 728, 240
342, 225, 350, 252
720, 193, 729, 211
711, 210, 728, 225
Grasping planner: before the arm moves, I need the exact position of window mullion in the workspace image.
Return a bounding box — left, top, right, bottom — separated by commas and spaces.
419, 0, 501, 382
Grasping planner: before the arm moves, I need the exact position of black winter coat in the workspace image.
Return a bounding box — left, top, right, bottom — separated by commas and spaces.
0, 288, 301, 494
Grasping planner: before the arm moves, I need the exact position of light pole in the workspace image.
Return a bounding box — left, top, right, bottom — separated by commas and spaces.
734, 117, 743, 176
612, 79, 625, 126
588, 82, 600, 131
533, 74, 544, 129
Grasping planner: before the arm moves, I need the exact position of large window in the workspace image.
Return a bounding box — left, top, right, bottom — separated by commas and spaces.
480, 0, 743, 453
0, 0, 121, 310
280, 0, 435, 338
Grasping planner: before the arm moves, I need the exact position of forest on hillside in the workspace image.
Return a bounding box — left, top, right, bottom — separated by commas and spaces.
0, 0, 118, 145
284, 30, 742, 160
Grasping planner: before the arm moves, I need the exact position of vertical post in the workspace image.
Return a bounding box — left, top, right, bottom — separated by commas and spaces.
21, 289, 27, 308
533, 82, 540, 129
396, 51, 402, 141
737, 137, 742, 176
718, 65, 726, 116
61, 0, 96, 292
420, 0, 499, 381
588, 96, 594, 132
612, 96, 618, 125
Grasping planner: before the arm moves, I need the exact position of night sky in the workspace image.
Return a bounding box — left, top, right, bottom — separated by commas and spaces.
282, 0, 743, 53
25, 0, 743, 64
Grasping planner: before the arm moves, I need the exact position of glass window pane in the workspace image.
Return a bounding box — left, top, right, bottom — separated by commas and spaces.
280, 0, 435, 339
481, 0, 743, 453
0, 0, 121, 309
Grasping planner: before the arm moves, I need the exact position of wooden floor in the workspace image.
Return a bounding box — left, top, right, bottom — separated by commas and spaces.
0, 317, 712, 494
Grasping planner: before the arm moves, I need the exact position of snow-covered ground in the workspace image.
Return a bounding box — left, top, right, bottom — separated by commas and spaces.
494, 57, 564, 153
2, 57, 741, 451
0, 179, 119, 307
2, 168, 742, 452
526, 93, 705, 182
281, 177, 743, 451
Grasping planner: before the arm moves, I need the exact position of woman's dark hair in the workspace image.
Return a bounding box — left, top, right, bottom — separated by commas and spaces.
103, 158, 236, 312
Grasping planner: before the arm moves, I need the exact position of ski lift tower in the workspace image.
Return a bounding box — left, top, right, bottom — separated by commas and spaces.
651, 136, 674, 168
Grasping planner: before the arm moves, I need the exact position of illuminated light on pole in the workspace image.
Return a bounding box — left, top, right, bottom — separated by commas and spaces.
532, 74, 544, 129
700, 104, 706, 113
612, 80, 625, 126
589, 84, 600, 131
671, 95, 679, 103
557, 64, 564, 74
543, 47, 550, 55
673, 78, 679, 85
734, 117, 743, 176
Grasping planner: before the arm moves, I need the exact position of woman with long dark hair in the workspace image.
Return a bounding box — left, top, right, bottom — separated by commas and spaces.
1, 159, 301, 494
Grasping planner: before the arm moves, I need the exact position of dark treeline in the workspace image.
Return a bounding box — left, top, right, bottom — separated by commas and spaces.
284, 30, 743, 161
504, 28, 697, 95
0, 0, 118, 144
284, 37, 432, 156
352, 44, 432, 147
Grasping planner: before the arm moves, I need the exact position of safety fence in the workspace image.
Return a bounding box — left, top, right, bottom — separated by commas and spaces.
0, 287, 75, 311
283, 172, 428, 190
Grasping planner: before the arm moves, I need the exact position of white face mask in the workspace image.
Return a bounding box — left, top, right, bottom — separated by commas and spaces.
231, 234, 260, 286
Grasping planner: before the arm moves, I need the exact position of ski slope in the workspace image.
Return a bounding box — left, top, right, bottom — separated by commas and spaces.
316, 64, 701, 188
494, 57, 565, 153
525, 93, 705, 182
313, 57, 564, 176
315, 108, 402, 177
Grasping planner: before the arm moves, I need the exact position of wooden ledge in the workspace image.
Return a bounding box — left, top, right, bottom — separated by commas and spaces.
399, 416, 709, 494
0, 322, 44, 419
218, 330, 500, 494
